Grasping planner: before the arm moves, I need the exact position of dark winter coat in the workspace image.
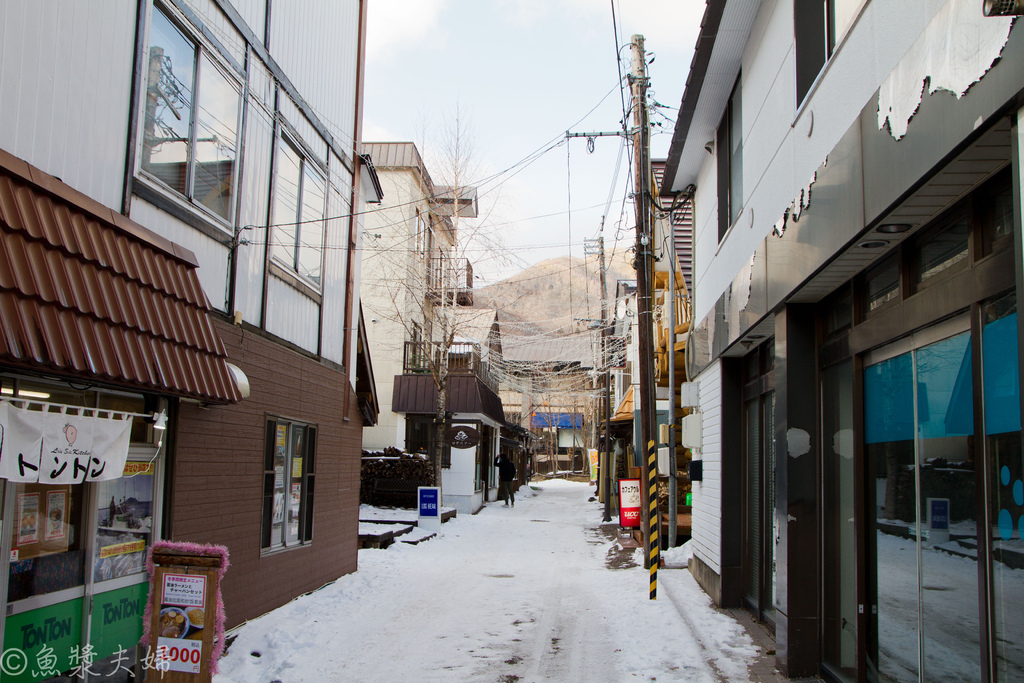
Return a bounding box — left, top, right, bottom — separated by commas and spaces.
496, 455, 516, 482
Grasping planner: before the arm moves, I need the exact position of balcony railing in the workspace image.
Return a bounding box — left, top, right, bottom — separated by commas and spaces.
403, 340, 498, 391
426, 256, 473, 306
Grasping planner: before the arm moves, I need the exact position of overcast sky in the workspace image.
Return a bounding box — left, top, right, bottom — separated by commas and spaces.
364, 0, 704, 283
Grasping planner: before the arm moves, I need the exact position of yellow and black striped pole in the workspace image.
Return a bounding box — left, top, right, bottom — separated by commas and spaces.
648, 439, 659, 600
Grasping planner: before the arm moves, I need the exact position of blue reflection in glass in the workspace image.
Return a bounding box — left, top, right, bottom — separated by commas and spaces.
983, 313, 1021, 435
864, 354, 913, 444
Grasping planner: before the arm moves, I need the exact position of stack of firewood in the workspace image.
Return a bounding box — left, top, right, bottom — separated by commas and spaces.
359, 449, 436, 504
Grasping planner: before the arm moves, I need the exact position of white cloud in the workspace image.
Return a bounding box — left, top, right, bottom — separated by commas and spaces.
616, 0, 704, 57
361, 120, 402, 144
367, 0, 450, 64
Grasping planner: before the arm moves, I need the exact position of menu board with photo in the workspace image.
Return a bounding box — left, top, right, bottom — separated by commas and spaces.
17, 493, 39, 545
45, 491, 66, 541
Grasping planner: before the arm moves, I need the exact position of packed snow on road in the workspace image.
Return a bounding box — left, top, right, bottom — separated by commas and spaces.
214, 479, 759, 682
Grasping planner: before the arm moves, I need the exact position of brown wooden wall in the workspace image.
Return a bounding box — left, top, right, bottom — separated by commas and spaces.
168, 319, 363, 628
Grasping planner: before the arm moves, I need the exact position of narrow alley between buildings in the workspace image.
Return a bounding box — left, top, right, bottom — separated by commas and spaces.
214, 480, 764, 683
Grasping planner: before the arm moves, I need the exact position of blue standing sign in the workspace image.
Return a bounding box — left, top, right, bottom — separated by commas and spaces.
927, 497, 950, 544
418, 486, 441, 532
929, 498, 949, 530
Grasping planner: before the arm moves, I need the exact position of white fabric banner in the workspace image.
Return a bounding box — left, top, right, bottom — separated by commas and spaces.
0, 402, 132, 483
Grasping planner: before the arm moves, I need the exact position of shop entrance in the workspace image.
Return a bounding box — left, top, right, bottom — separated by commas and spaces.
743, 342, 776, 625
863, 318, 981, 681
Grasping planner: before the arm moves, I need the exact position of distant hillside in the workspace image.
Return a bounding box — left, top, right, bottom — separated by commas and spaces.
475, 250, 634, 337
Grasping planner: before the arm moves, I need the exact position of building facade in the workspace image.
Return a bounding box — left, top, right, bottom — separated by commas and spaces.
359, 143, 504, 514
0, 1, 375, 679
661, 1, 1024, 681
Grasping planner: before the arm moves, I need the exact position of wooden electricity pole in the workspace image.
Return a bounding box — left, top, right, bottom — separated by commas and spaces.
630, 34, 659, 597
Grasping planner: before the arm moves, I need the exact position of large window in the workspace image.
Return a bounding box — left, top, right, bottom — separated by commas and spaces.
865, 325, 981, 681
141, 6, 241, 223
794, 0, 863, 105
262, 418, 316, 551
406, 415, 450, 467
717, 78, 743, 241
272, 138, 326, 286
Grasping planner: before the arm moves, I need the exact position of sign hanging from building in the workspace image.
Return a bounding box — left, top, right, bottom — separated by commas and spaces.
619, 478, 642, 528
0, 402, 133, 483
444, 425, 481, 449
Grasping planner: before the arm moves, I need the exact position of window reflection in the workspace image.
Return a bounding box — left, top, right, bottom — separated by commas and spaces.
194, 54, 240, 220
865, 257, 899, 314
8, 483, 86, 602
272, 137, 326, 287
915, 214, 970, 286
141, 7, 239, 222
982, 294, 1024, 682
865, 331, 981, 681
93, 463, 156, 583
822, 360, 856, 681
143, 9, 195, 195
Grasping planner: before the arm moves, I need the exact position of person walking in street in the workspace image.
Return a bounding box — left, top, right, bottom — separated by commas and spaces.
496, 453, 517, 507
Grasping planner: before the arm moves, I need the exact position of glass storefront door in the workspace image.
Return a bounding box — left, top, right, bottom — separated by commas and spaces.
864, 322, 981, 681
982, 294, 1024, 682
1, 380, 163, 682
744, 344, 776, 623
822, 359, 856, 681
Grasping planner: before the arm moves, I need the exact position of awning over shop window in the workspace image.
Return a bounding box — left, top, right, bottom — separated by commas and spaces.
611, 386, 634, 423
0, 149, 242, 403
392, 374, 505, 425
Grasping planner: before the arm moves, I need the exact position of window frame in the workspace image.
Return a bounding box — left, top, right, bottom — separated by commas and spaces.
270, 133, 328, 289
794, 0, 866, 106
717, 77, 743, 242
910, 206, 973, 294
138, 3, 243, 229
261, 417, 316, 553
405, 415, 450, 467
855, 165, 1015, 326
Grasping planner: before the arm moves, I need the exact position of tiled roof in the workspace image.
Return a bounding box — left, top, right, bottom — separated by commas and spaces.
0, 149, 241, 403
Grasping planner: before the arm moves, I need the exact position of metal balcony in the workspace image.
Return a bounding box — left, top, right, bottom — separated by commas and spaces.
402, 340, 498, 392
426, 256, 473, 306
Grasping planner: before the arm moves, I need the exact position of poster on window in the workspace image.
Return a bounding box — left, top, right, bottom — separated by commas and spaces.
17, 493, 39, 545
45, 490, 66, 541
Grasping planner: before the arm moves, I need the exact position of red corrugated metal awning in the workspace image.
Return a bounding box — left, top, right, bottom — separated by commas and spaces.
0, 149, 241, 403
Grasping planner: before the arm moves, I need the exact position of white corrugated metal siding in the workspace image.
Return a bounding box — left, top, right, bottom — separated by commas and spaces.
692, 361, 723, 574
180, 0, 246, 65
129, 199, 232, 313
0, 0, 135, 209
320, 153, 353, 366
266, 276, 320, 352
268, 0, 359, 154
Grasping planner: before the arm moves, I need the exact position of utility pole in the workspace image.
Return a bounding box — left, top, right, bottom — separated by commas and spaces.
630, 34, 659, 598
667, 220, 678, 550
586, 236, 613, 523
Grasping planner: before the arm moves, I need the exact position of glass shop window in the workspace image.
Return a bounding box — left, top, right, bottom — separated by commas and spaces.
4, 378, 159, 601
913, 209, 970, 290
863, 255, 900, 318
92, 458, 157, 583
980, 169, 1014, 258
8, 483, 86, 602
262, 418, 316, 551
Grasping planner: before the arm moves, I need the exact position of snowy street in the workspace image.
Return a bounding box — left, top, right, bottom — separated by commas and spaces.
214, 480, 760, 682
